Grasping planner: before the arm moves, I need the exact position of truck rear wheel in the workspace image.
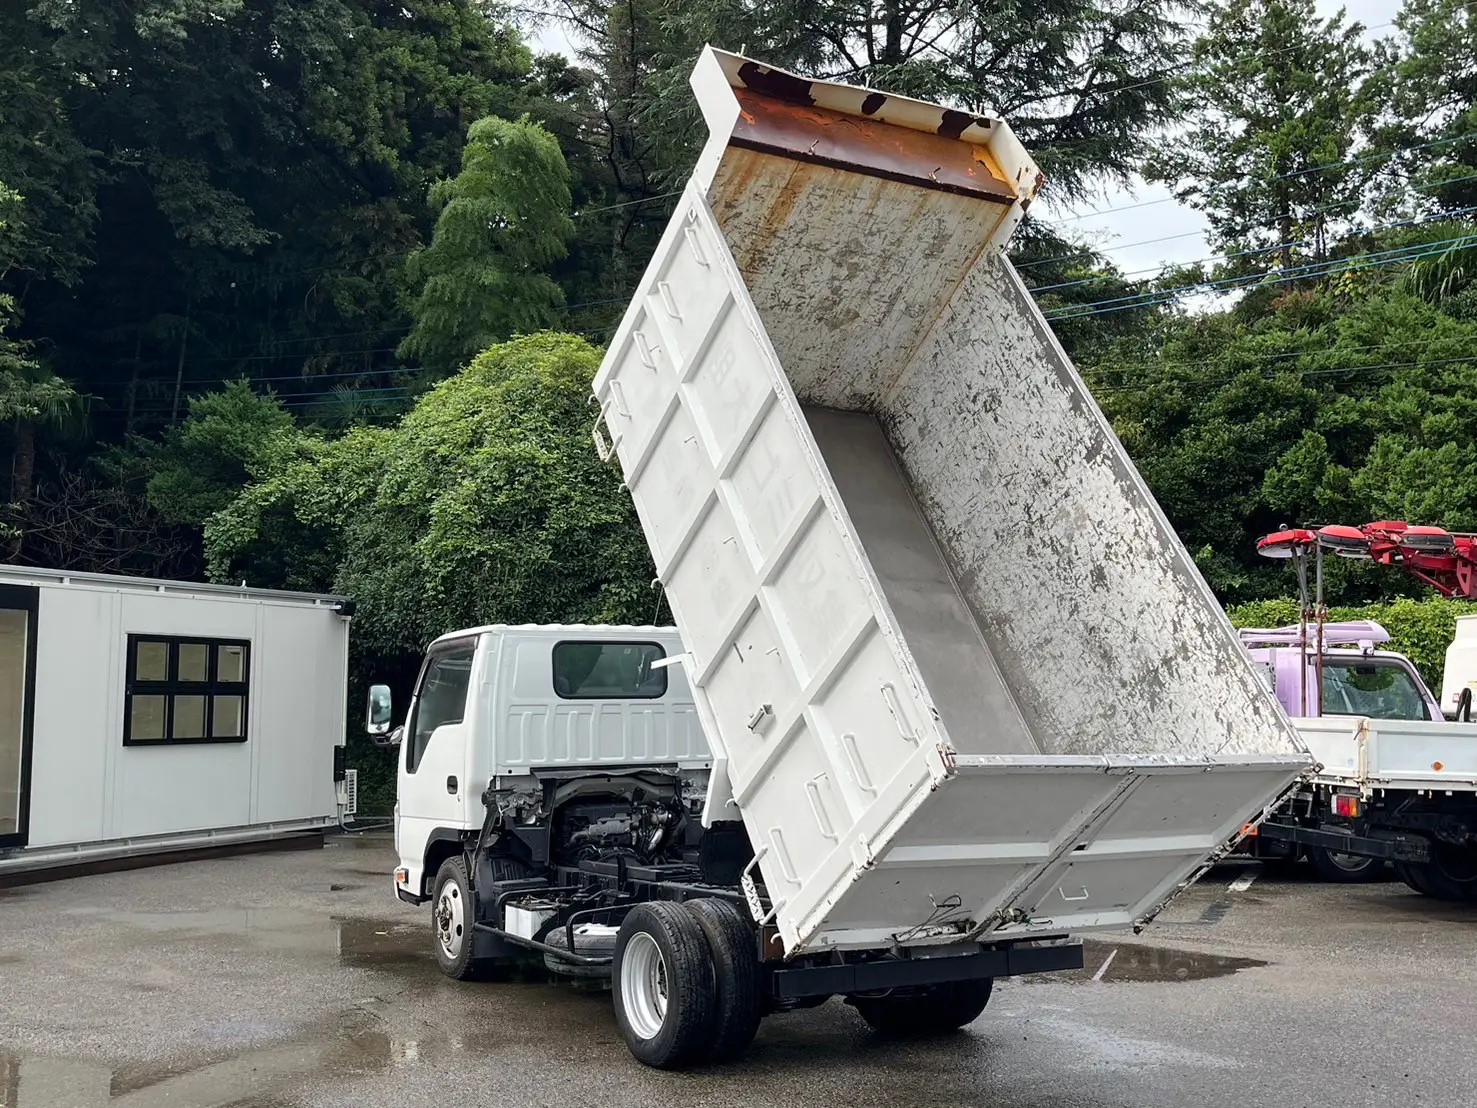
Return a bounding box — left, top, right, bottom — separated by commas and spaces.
613, 902, 717, 1069
1400, 846, 1477, 902
1305, 845, 1385, 883
685, 898, 762, 1062
850, 977, 994, 1037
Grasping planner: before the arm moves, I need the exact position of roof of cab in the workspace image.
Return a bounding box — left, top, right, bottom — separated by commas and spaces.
428, 623, 680, 649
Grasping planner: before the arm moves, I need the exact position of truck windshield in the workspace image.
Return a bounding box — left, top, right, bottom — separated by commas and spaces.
1321, 659, 1431, 721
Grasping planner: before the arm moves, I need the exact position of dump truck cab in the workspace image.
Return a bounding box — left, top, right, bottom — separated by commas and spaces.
375, 624, 708, 904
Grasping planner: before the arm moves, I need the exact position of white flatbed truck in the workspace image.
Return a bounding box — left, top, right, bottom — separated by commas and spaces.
1258, 715, 1477, 898
377, 48, 1311, 1069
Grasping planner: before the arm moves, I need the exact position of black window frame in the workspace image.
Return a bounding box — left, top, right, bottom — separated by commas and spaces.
123, 635, 252, 746
551, 640, 668, 701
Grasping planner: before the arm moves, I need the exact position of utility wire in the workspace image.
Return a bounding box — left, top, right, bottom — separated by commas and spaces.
1016, 171, 1477, 271
1045, 235, 1477, 321
1029, 205, 1477, 295
1042, 132, 1477, 228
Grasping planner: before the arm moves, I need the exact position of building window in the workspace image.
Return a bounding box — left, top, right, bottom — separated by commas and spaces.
552, 641, 667, 699
124, 636, 250, 745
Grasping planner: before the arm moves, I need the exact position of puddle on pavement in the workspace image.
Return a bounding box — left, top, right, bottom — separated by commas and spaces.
3, 1013, 410, 1108
57, 906, 430, 972
0, 985, 614, 1108
1021, 939, 1266, 985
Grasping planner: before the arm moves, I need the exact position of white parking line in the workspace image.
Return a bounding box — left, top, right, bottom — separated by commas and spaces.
1227, 870, 1259, 893
1090, 948, 1118, 981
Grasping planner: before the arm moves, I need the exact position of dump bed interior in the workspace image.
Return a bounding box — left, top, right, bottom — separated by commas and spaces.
594, 49, 1311, 955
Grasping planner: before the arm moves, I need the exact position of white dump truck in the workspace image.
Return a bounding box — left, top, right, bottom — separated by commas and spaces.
376, 48, 1311, 1069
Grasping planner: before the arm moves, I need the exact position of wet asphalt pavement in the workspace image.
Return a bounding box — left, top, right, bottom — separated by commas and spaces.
2, 834, 1475, 1107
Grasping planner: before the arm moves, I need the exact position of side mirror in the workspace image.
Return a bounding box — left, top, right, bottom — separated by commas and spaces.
367, 684, 393, 736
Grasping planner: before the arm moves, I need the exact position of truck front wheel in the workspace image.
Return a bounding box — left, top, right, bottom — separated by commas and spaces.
431, 857, 486, 980
850, 977, 994, 1037
613, 902, 718, 1069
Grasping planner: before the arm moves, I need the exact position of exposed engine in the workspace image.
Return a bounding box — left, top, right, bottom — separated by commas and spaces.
551, 781, 688, 868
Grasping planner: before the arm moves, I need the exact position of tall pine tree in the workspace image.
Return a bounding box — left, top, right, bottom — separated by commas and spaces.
1151, 0, 1378, 274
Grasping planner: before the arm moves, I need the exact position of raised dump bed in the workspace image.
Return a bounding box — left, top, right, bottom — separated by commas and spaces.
593, 49, 1311, 956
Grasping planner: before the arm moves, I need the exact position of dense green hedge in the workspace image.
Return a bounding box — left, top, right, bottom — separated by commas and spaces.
1227, 595, 1477, 691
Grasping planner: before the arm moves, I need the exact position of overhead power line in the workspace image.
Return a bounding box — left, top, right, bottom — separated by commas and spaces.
1029, 205, 1477, 295
1016, 170, 1477, 271
1045, 234, 1477, 321
1041, 132, 1477, 228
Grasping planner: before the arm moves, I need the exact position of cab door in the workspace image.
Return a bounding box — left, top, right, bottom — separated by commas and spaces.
396, 638, 477, 884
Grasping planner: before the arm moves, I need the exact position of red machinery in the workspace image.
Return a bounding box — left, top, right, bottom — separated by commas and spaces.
1258, 520, 1477, 599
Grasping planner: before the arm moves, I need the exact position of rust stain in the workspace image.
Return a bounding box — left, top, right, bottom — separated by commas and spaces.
729, 89, 1016, 205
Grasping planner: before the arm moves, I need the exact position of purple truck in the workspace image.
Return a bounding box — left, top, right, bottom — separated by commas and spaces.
1237, 621, 1441, 881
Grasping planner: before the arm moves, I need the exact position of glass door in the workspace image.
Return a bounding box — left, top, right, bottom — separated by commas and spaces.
0, 585, 37, 848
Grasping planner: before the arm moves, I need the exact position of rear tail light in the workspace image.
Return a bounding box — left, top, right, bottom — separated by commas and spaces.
1332, 794, 1361, 818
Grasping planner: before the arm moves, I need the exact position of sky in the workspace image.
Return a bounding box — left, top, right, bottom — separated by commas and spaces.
530, 0, 1406, 284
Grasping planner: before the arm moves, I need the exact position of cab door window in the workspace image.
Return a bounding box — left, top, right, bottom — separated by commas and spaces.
406, 644, 474, 773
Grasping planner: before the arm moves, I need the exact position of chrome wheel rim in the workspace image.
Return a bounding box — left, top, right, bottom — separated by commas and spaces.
1328, 852, 1372, 872
435, 878, 464, 959
621, 932, 668, 1041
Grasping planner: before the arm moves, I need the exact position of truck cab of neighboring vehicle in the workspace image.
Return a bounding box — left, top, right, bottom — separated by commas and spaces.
366, 624, 709, 905
1239, 621, 1441, 723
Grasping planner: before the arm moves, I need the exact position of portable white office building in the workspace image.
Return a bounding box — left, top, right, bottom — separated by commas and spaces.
0, 567, 352, 875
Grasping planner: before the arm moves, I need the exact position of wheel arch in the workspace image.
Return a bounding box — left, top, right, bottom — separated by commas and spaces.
420, 828, 471, 899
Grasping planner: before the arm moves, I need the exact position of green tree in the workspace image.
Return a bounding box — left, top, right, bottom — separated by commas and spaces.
206, 332, 653, 815
1, 0, 534, 434
0, 298, 84, 516
399, 116, 575, 375
534, 0, 1196, 337
1152, 0, 1379, 272
134, 381, 298, 529
1085, 219, 1477, 602
1384, 0, 1477, 216
207, 332, 653, 654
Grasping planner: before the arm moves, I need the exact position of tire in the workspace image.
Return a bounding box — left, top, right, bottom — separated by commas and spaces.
1394, 861, 1429, 894
1305, 844, 1386, 883
685, 898, 762, 1063
1402, 845, 1477, 902
431, 856, 488, 981
851, 977, 994, 1038
613, 902, 718, 1069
